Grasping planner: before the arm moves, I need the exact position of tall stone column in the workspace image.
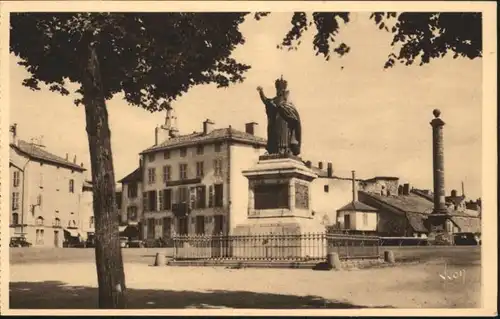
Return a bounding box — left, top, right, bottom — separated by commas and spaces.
430, 109, 447, 214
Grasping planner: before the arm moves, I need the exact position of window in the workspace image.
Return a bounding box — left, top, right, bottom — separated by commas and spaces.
54, 218, 61, 227
163, 189, 172, 210
68, 219, 76, 228
178, 187, 188, 204
363, 213, 368, 226
179, 164, 188, 180
148, 153, 155, 162
196, 162, 204, 178
69, 179, 74, 193
12, 213, 19, 225
213, 215, 224, 235
196, 145, 204, 155
213, 159, 222, 176
148, 168, 156, 184
36, 216, 44, 226
147, 218, 155, 239
180, 147, 187, 157
36, 229, 45, 245
208, 186, 214, 208
324, 185, 329, 193
40, 172, 44, 188
214, 143, 222, 152
195, 216, 205, 234
142, 192, 148, 211
37, 194, 43, 206
11, 192, 19, 210
195, 186, 206, 209
127, 206, 138, 221
13, 171, 20, 187
163, 165, 171, 183
158, 191, 163, 211
148, 190, 157, 211
128, 183, 138, 198
89, 216, 94, 228
214, 184, 223, 207
163, 217, 172, 238
116, 192, 122, 210
163, 150, 170, 159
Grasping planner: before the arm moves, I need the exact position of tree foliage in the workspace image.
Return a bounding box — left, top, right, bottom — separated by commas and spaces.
10, 12, 252, 111
273, 12, 482, 68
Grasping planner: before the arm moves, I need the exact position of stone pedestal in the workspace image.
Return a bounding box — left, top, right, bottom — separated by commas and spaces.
232, 155, 325, 258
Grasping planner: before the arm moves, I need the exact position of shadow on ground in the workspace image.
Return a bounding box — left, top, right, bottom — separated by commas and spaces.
10, 281, 394, 309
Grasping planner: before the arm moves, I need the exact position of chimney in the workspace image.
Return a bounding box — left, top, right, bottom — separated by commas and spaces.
9, 123, 17, 145
154, 126, 160, 146
80, 162, 84, 168
398, 185, 404, 196
351, 170, 358, 202
203, 119, 215, 134
305, 161, 312, 168
327, 162, 333, 178
65, 153, 69, 161
318, 162, 324, 170
73, 155, 77, 164
403, 183, 410, 195
430, 109, 447, 213
461, 181, 465, 197
451, 189, 457, 197
245, 122, 258, 135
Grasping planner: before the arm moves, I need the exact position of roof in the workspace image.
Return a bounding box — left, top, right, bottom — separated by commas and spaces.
363, 176, 400, 182
360, 191, 434, 214
446, 195, 466, 206
406, 212, 428, 232
451, 216, 481, 233
118, 167, 142, 183
141, 127, 267, 154
337, 201, 378, 212
12, 140, 85, 171
411, 189, 434, 202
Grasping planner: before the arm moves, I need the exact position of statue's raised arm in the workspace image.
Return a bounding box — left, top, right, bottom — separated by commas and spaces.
257, 86, 268, 104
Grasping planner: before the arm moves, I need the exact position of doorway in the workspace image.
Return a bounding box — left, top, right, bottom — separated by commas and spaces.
344, 214, 351, 230
177, 217, 188, 235
54, 230, 59, 247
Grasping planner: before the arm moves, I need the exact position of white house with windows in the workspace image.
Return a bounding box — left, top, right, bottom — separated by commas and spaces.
128, 107, 267, 240
9, 124, 87, 247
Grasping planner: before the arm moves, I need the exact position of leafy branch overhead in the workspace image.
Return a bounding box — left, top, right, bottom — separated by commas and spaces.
10, 12, 251, 111
274, 12, 482, 68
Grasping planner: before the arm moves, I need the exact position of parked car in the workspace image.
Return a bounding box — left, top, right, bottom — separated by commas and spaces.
120, 236, 129, 248
126, 238, 145, 248
453, 232, 480, 245
10, 236, 32, 247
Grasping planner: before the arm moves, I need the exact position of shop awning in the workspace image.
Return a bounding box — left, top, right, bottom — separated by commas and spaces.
64, 229, 80, 237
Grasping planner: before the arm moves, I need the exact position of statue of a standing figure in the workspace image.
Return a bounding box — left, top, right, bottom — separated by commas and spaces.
257, 76, 302, 156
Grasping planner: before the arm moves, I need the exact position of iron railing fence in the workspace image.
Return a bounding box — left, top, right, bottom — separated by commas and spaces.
172, 232, 380, 261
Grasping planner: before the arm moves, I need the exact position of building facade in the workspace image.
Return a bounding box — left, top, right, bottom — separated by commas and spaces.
137, 118, 267, 240
9, 125, 88, 247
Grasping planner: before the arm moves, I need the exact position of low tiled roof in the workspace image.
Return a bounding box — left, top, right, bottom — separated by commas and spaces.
411, 189, 434, 202
12, 140, 85, 171
118, 167, 142, 183
360, 191, 434, 214
141, 127, 267, 154
406, 212, 428, 233
364, 176, 400, 182
337, 201, 378, 212
451, 216, 481, 233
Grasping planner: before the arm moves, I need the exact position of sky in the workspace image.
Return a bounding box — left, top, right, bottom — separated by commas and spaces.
9, 12, 482, 199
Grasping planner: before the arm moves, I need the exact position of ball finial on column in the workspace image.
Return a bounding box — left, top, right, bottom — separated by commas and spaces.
433, 109, 441, 118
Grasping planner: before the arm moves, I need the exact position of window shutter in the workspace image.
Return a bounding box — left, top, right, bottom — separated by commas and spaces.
208, 185, 214, 208
142, 192, 148, 211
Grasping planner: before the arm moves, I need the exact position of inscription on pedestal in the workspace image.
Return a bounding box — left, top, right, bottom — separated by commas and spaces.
254, 183, 289, 210
295, 183, 309, 209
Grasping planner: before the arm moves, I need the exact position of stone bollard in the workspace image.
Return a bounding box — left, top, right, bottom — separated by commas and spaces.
384, 250, 395, 264
154, 251, 166, 266
327, 252, 342, 270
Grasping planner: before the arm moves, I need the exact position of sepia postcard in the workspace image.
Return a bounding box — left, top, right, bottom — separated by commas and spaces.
0, 1, 497, 316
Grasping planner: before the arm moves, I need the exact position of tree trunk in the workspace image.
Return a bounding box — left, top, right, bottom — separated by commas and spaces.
81, 44, 127, 308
